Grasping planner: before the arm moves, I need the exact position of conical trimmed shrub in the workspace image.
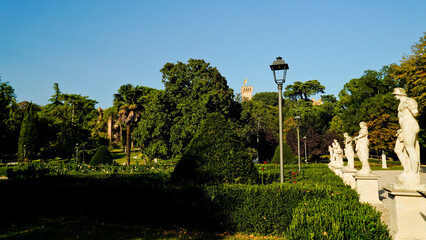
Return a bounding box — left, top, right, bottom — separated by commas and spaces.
89, 146, 114, 165
271, 141, 297, 165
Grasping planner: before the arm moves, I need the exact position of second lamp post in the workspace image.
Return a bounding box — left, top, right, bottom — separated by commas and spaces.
295, 115, 301, 172
270, 57, 289, 183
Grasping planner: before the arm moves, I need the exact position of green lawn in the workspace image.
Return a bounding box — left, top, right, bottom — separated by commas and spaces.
0, 217, 284, 240
111, 149, 148, 165
350, 158, 403, 171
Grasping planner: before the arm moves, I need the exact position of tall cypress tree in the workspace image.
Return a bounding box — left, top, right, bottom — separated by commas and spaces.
18, 103, 38, 162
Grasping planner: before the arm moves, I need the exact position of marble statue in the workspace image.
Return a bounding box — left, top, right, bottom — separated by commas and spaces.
381, 151, 387, 169
328, 145, 333, 163
393, 88, 421, 186
343, 133, 355, 170
354, 122, 371, 175
332, 139, 344, 167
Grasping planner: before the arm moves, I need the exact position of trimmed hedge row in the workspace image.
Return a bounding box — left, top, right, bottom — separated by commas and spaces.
0, 164, 390, 239
204, 173, 389, 238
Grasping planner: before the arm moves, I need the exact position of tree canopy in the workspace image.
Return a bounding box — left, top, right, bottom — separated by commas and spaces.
0, 78, 16, 156
172, 112, 259, 184
284, 80, 325, 101
136, 59, 237, 160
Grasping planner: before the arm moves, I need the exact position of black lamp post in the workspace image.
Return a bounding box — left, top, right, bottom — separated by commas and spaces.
82, 143, 85, 163
294, 115, 301, 172
303, 136, 307, 164
76, 143, 79, 163
270, 57, 289, 183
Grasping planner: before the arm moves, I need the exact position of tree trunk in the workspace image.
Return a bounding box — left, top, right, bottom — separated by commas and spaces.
119, 122, 123, 149
126, 124, 131, 166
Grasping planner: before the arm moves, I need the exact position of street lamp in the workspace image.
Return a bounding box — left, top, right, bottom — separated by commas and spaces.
294, 115, 301, 172
82, 143, 85, 163
303, 136, 307, 164
76, 143, 79, 163
270, 56, 289, 183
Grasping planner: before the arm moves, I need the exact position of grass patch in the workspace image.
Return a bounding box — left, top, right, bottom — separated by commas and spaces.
0, 217, 285, 240
111, 149, 147, 165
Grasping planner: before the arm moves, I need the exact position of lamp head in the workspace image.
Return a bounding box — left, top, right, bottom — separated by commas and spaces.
294, 115, 301, 125
270, 57, 289, 85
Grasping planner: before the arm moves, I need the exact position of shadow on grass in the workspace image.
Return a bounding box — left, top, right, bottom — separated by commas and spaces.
0, 217, 230, 240
0, 174, 231, 240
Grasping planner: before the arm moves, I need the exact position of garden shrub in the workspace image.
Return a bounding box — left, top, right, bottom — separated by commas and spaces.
89, 146, 114, 165
172, 113, 259, 184
203, 165, 388, 238
287, 198, 390, 239
271, 141, 297, 165
1, 163, 390, 239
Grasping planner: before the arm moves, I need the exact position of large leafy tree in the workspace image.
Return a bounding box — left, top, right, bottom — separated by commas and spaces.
239, 99, 279, 162
4, 101, 28, 156
252, 92, 279, 107
145, 59, 236, 160
284, 80, 325, 101
0, 78, 16, 156
338, 69, 397, 134
172, 113, 259, 184
113, 84, 153, 165
134, 89, 172, 160
40, 83, 101, 159
285, 99, 339, 160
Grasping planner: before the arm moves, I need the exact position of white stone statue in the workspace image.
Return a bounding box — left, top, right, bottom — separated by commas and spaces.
332, 139, 344, 167
393, 88, 421, 186
354, 122, 371, 175
328, 145, 334, 165
381, 151, 387, 169
344, 133, 355, 170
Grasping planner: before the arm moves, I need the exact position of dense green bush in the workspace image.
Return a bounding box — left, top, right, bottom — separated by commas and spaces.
172, 113, 259, 184
287, 198, 389, 239
5, 164, 49, 179
204, 165, 389, 238
1, 164, 390, 239
89, 146, 114, 165
271, 141, 297, 165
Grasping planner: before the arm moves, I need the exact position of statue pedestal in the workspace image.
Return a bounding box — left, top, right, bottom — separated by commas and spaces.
334, 166, 344, 177
342, 169, 357, 189
354, 174, 382, 205
384, 187, 426, 240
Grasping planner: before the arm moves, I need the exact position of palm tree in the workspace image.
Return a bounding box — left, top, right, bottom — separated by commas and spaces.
113, 84, 143, 166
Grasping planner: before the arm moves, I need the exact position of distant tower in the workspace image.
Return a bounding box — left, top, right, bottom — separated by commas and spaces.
311, 98, 323, 106
241, 86, 253, 102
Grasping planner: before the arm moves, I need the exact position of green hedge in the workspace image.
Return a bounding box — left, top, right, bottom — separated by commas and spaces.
1, 164, 390, 238
202, 165, 389, 238
287, 198, 389, 239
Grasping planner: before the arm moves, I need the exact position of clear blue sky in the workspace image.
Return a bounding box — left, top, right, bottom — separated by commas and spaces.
1, 0, 425, 109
